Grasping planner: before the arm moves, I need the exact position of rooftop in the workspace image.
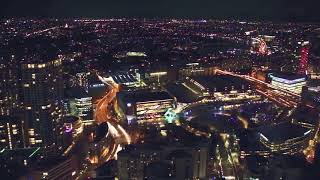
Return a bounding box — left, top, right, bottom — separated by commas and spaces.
269, 72, 306, 81
166, 82, 202, 103
192, 75, 251, 92
111, 73, 138, 84
118, 90, 173, 103
258, 122, 311, 144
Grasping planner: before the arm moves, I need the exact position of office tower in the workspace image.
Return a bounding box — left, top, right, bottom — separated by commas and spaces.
0, 55, 19, 116
0, 115, 24, 150
21, 58, 64, 155
66, 87, 93, 122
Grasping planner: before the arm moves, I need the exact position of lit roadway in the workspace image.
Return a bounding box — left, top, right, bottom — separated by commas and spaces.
215, 69, 319, 163
25, 26, 62, 37
215, 69, 301, 108
94, 76, 131, 164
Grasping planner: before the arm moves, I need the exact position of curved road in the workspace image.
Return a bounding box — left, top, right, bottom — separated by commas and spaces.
95, 79, 131, 163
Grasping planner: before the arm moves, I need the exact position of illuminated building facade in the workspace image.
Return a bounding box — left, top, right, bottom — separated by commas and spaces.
73, 97, 92, 120
259, 122, 312, 155
302, 86, 320, 110
186, 75, 256, 101
21, 58, 64, 154
148, 71, 168, 84
75, 72, 90, 92
179, 65, 216, 77
0, 116, 24, 150
269, 73, 307, 94
0, 55, 19, 116
67, 87, 93, 121
117, 91, 175, 125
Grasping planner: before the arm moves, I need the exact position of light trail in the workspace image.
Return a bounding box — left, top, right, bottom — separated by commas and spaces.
117, 124, 131, 144
94, 76, 131, 164
25, 26, 62, 37
216, 69, 300, 108
114, 145, 123, 160
216, 69, 320, 163
107, 122, 120, 137
105, 144, 117, 162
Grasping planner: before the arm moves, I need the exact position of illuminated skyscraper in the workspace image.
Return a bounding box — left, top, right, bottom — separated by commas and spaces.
66, 87, 93, 122
21, 58, 64, 155
0, 55, 19, 116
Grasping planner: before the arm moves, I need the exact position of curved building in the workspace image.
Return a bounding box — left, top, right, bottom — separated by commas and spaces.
259, 122, 313, 155
269, 73, 307, 94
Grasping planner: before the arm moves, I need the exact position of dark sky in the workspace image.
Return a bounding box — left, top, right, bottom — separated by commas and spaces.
1, 0, 320, 22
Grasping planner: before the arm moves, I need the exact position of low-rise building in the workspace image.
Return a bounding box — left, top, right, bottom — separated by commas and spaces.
269, 73, 307, 94
259, 122, 312, 154
117, 90, 175, 125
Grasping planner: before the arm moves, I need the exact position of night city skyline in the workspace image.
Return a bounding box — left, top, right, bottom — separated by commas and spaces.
1, 1, 320, 180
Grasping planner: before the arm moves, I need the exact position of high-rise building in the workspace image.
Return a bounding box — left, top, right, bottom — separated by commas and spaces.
21, 58, 64, 155
0, 115, 24, 150
66, 87, 93, 122
0, 55, 19, 116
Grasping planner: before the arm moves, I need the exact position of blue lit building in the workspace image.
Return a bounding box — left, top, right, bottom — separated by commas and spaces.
269, 73, 307, 94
